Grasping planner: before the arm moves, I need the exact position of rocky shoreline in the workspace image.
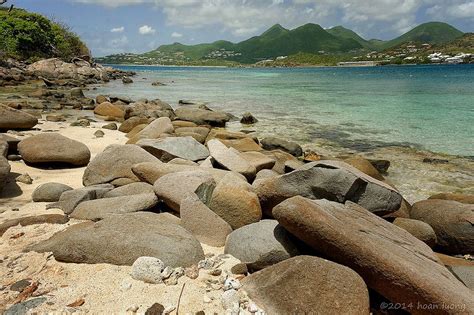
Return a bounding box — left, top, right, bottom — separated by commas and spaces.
0, 58, 473, 314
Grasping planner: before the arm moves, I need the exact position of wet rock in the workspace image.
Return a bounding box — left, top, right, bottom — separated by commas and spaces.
242, 256, 370, 315
181, 193, 232, 247
261, 137, 302, 157
122, 76, 133, 84
83, 144, 157, 186
137, 136, 209, 162
0, 104, 38, 130
71, 193, 159, 220
240, 112, 258, 124
273, 196, 474, 311
254, 160, 402, 216
368, 159, 391, 174
175, 107, 230, 127
411, 199, 474, 254
31, 212, 204, 267
224, 220, 299, 271
32, 182, 73, 202
18, 133, 91, 166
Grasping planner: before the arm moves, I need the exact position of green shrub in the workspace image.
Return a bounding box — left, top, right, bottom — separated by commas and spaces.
0, 7, 89, 61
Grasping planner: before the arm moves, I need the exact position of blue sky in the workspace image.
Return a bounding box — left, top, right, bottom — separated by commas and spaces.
9, 0, 474, 57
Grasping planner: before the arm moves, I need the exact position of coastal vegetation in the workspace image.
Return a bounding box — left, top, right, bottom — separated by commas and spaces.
96, 21, 470, 66
0, 7, 89, 62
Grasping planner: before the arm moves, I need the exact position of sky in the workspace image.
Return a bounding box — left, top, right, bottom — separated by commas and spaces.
8, 0, 474, 57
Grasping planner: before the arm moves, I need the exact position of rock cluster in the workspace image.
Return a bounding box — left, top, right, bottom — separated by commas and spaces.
2, 80, 473, 314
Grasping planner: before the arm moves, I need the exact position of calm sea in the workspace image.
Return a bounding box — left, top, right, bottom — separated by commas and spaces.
92, 64, 474, 157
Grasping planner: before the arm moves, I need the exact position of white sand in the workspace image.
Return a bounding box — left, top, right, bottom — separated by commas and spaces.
0, 115, 243, 314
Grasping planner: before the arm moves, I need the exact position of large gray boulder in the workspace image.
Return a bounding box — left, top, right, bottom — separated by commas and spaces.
207, 139, 256, 181
104, 182, 154, 198
132, 161, 245, 185
127, 117, 174, 144
71, 193, 159, 220
153, 171, 215, 212
225, 220, 299, 270
254, 160, 402, 216
47, 184, 115, 214
83, 144, 157, 186
0, 104, 38, 130
242, 256, 370, 314
260, 137, 302, 157
137, 136, 209, 162
209, 174, 262, 229
32, 182, 73, 202
180, 193, 232, 247
18, 133, 91, 166
273, 196, 474, 312
31, 212, 204, 267
175, 107, 230, 127
125, 99, 175, 120
411, 199, 474, 254
27, 58, 108, 81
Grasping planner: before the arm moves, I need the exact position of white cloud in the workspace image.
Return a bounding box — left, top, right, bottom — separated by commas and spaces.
171, 32, 183, 38
109, 36, 129, 47
139, 25, 156, 35
73, 0, 473, 40
111, 26, 125, 33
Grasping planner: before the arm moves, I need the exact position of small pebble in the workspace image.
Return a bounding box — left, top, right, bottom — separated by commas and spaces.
209, 268, 222, 276
126, 305, 139, 312
16, 173, 33, 184
94, 130, 105, 138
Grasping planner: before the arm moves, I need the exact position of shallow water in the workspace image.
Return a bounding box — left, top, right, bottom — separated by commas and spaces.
94, 64, 474, 157
90, 64, 474, 202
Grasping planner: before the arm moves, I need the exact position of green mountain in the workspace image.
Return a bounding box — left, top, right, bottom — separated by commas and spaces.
138, 23, 363, 64
233, 23, 362, 63
96, 21, 467, 65
381, 22, 464, 50
327, 26, 375, 49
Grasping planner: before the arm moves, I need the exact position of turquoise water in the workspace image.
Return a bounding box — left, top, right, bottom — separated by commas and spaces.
93, 64, 474, 157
